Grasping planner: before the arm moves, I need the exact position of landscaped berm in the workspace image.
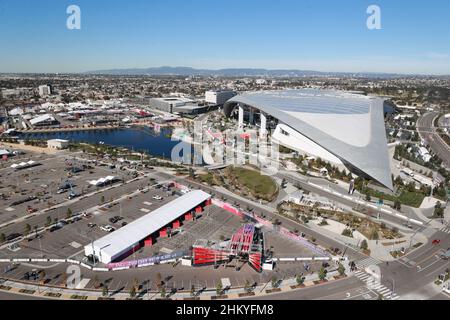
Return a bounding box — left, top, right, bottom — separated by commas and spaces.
225, 166, 279, 202
196, 166, 279, 202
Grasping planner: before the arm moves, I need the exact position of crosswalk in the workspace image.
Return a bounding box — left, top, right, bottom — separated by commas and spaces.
440, 227, 450, 234
354, 270, 400, 300
355, 257, 381, 270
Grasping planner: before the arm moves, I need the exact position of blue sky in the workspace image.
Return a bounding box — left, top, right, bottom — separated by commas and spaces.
0, 0, 449, 74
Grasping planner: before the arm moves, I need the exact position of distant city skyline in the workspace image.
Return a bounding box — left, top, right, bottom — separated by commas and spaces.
1, 0, 450, 75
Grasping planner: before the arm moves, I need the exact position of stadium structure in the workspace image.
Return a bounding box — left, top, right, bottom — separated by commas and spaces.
223, 89, 394, 190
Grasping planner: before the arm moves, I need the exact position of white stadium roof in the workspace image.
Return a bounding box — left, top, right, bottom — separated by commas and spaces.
224, 89, 393, 189
84, 190, 211, 264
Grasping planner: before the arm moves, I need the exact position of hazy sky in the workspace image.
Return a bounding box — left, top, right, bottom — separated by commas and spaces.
0, 0, 449, 74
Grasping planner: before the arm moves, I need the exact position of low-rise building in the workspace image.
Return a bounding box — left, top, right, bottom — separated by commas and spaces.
47, 139, 69, 150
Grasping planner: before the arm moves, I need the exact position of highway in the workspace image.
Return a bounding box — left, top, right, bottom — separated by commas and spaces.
417, 112, 450, 168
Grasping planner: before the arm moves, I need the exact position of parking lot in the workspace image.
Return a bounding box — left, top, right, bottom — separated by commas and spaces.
0, 148, 328, 294
0, 151, 140, 225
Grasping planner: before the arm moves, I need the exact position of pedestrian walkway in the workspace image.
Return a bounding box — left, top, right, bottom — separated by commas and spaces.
353, 270, 400, 300
440, 226, 450, 234
355, 257, 381, 269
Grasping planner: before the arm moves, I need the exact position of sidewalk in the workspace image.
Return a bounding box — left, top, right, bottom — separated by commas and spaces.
0, 268, 346, 300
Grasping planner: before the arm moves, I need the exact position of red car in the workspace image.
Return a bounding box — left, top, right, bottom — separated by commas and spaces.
432, 239, 441, 245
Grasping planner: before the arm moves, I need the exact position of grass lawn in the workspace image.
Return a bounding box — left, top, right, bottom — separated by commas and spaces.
398, 191, 425, 208
227, 166, 278, 201
364, 188, 426, 208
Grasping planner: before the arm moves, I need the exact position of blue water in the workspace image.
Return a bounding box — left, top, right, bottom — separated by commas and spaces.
20, 127, 179, 158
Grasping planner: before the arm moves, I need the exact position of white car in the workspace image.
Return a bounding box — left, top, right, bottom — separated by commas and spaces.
100, 225, 115, 232
152, 196, 163, 200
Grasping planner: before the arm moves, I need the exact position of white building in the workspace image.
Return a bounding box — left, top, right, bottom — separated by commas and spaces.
418, 147, 432, 162
30, 114, 57, 126
38, 85, 52, 97
205, 90, 237, 105
47, 139, 69, 150
84, 190, 211, 264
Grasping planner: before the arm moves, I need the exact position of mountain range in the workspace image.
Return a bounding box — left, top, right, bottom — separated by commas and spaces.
83, 66, 412, 78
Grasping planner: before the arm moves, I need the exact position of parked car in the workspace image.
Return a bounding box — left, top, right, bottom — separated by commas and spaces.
100, 225, 115, 232
152, 196, 163, 200
121, 222, 128, 227
6, 233, 22, 242
109, 217, 119, 224
49, 226, 60, 232
87, 223, 97, 228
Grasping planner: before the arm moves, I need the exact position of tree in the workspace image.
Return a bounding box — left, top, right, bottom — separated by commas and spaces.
66, 208, 72, 219
190, 284, 196, 297
25, 224, 31, 235
318, 267, 327, 281
129, 286, 136, 299
271, 276, 278, 289
0, 233, 5, 243
34, 225, 38, 238
338, 263, 346, 276
434, 202, 444, 218
45, 216, 51, 227
296, 274, 305, 286
360, 239, 369, 251
102, 284, 109, 297
53, 217, 58, 226
244, 279, 252, 293
216, 282, 223, 296
100, 195, 105, 204
365, 193, 371, 202
160, 286, 166, 298
393, 199, 401, 211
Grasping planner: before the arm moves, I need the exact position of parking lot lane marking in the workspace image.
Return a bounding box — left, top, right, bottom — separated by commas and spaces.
75, 278, 90, 289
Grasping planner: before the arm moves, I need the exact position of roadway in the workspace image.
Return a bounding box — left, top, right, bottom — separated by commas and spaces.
417, 112, 450, 168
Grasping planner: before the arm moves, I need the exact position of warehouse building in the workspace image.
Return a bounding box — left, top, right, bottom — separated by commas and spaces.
84, 190, 212, 264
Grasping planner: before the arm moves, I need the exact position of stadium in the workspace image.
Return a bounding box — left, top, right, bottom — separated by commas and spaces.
223, 89, 394, 190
